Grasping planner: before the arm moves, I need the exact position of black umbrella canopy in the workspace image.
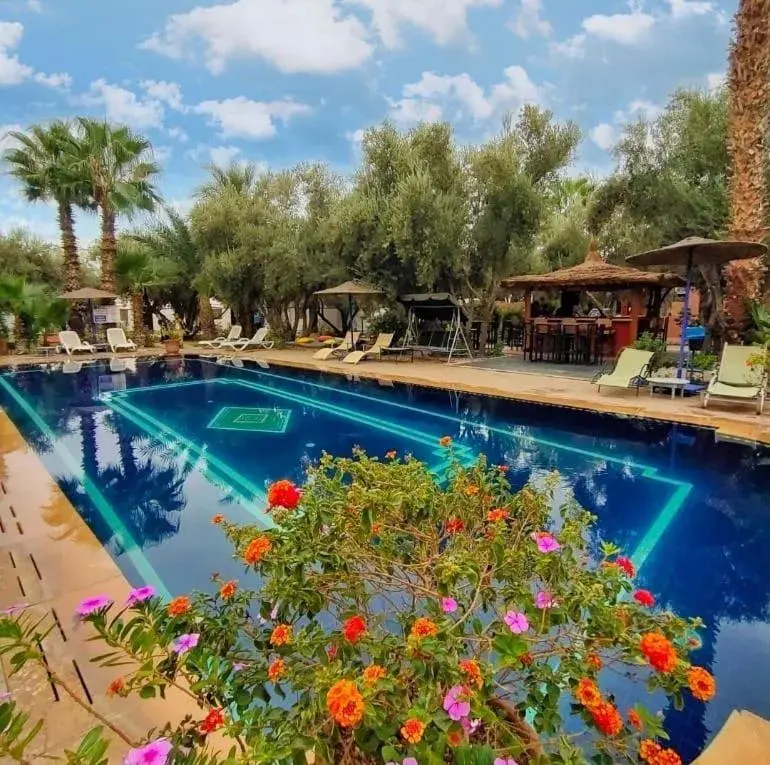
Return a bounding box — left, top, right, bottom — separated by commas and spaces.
60, 287, 117, 300
626, 237, 767, 268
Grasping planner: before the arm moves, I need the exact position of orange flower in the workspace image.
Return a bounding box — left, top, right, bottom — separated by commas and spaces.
640, 632, 678, 673
639, 740, 663, 763
267, 658, 286, 682
326, 679, 365, 728
519, 651, 533, 667
655, 749, 682, 765
447, 727, 464, 747
687, 666, 716, 702
168, 596, 190, 617
409, 617, 438, 642
270, 624, 292, 646
211, 514, 225, 525
243, 536, 272, 565
459, 659, 483, 688
574, 677, 602, 710
385, 450, 397, 459
362, 664, 386, 686
587, 653, 603, 671
439, 436, 452, 447
106, 676, 126, 697
400, 718, 426, 744
219, 580, 237, 600
487, 508, 510, 523
342, 615, 367, 644
590, 700, 623, 736
464, 485, 479, 496
445, 517, 465, 535
199, 708, 225, 735
627, 709, 643, 731
371, 523, 382, 534
267, 480, 301, 510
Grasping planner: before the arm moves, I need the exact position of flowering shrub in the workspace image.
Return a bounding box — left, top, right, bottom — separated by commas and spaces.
0, 447, 714, 765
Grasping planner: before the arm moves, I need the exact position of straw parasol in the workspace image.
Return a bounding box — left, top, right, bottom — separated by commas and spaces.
314, 280, 383, 347
627, 237, 768, 376
60, 287, 117, 341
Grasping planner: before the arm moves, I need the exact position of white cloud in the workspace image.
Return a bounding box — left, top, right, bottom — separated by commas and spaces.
194, 96, 311, 140
349, 0, 501, 47
0, 21, 32, 85
615, 99, 662, 122
590, 98, 662, 152
345, 128, 366, 154
141, 0, 372, 75
706, 71, 725, 90
582, 11, 655, 44
391, 66, 545, 125
186, 144, 242, 166
154, 145, 173, 163
167, 126, 189, 143
589, 123, 618, 151
141, 80, 185, 111
83, 79, 165, 129
665, 0, 714, 19
32, 70, 71, 89
27, 0, 43, 12
549, 33, 587, 59
0, 123, 24, 152
511, 0, 552, 39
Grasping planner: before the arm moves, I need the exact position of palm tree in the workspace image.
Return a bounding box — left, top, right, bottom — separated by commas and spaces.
0, 275, 67, 350
195, 161, 259, 200
75, 118, 161, 292
3, 121, 88, 290
723, 0, 770, 335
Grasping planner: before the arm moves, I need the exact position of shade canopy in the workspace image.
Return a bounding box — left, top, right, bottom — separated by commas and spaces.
502, 244, 683, 291
314, 280, 383, 297
60, 287, 117, 300
626, 236, 767, 268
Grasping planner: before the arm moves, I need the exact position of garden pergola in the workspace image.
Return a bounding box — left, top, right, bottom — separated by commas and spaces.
314, 280, 383, 348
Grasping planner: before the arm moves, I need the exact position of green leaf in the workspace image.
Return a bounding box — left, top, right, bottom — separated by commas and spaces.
138, 685, 156, 699
381, 745, 400, 762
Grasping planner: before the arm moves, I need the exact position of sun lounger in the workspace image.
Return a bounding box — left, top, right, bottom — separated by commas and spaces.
199, 325, 242, 348
313, 332, 361, 361
702, 344, 766, 414
107, 328, 137, 353
223, 327, 274, 351
59, 331, 95, 356
343, 333, 395, 364
594, 348, 654, 396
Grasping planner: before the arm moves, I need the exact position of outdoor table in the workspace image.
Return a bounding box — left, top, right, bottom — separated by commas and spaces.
648, 377, 689, 399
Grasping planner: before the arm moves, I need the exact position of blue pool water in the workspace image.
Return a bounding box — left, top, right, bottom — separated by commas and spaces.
2, 356, 770, 761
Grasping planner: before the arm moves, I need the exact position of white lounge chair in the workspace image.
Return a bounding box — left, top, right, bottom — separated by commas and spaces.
199, 325, 242, 348
59, 331, 95, 356
314, 332, 361, 361
343, 333, 395, 364
702, 344, 766, 414
594, 348, 654, 396
107, 328, 137, 353
223, 327, 274, 351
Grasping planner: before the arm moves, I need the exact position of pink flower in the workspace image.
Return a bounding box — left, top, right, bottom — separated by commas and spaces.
503, 611, 529, 634
232, 662, 246, 672
0, 603, 28, 616
461, 717, 480, 734
443, 685, 471, 721
531, 531, 560, 553
76, 595, 113, 618
442, 597, 458, 614
270, 603, 279, 620
171, 633, 199, 655
124, 738, 172, 765
494, 759, 518, 765
535, 591, 556, 609
404, 760, 418, 765
126, 586, 156, 606
0, 691, 10, 702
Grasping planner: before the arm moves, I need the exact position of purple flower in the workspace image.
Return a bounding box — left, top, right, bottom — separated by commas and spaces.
404, 760, 418, 765
76, 595, 113, 618
443, 685, 471, 721
171, 633, 199, 655
126, 586, 156, 607
124, 738, 172, 765
270, 603, 279, 620
461, 717, 480, 734
531, 531, 560, 553
535, 591, 556, 609
0, 691, 11, 702
503, 611, 529, 634
494, 759, 519, 765
442, 597, 458, 614
232, 662, 246, 672
0, 603, 28, 616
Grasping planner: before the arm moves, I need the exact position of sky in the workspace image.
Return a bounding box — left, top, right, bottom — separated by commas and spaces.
0, 0, 735, 244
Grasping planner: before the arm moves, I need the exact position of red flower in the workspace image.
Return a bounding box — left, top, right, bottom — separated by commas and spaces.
342, 615, 367, 644
574, 677, 602, 710
634, 589, 656, 607
628, 709, 643, 731
267, 480, 302, 510
400, 718, 426, 744
106, 676, 126, 697
439, 436, 452, 447
446, 517, 465, 535
447, 727, 464, 747
385, 450, 397, 459
590, 700, 623, 736
487, 508, 510, 523
640, 632, 678, 673
639, 740, 662, 763
326, 644, 338, 661
587, 653, 603, 671
496, 465, 509, 473
615, 556, 636, 578
211, 514, 225, 525
219, 580, 237, 600
270, 624, 292, 646
199, 708, 225, 735
168, 596, 190, 617
519, 652, 533, 667
267, 658, 286, 682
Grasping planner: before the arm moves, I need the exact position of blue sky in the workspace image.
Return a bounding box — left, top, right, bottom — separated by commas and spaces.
1, 0, 734, 244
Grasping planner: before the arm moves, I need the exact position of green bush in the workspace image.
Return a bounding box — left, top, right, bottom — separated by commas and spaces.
633, 333, 667, 372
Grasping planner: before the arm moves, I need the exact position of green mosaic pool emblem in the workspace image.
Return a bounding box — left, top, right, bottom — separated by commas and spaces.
207, 406, 291, 434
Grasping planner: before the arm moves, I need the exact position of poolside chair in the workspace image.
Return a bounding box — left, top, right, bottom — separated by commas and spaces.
223, 326, 274, 351
702, 344, 766, 414
198, 325, 242, 348
313, 332, 361, 361
59, 331, 95, 356
342, 333, 395, 364
107, 328, 137, 353
593, 348, 654, 396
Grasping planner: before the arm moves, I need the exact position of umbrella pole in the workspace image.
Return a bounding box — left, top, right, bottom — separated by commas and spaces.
677, 249, 694, 379
348, 295, 354, 349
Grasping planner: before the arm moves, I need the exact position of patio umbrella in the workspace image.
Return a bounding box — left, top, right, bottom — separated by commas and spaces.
627, 237, 767, 376
314, 280, 383, 349
60, 287, 117, 342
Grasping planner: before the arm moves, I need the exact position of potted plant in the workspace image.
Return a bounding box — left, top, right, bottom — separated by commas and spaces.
163, 327, 183, 355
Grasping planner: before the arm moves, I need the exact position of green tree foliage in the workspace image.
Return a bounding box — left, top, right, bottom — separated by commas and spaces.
0, 229, 64, 291
0, 276, 67, 348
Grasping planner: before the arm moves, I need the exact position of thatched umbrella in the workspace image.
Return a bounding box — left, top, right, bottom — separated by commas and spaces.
60, 287, 117, 341
314, 281, 383, 347
627, 237, 767, 375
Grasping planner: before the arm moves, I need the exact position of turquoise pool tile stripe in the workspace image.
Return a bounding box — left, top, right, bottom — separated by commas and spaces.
0, 376, 170, 599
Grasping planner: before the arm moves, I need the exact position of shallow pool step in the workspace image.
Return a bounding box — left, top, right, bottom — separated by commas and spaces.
694, 709, 770, 764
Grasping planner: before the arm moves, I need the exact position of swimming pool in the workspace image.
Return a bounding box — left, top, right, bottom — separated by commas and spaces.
1, 356, 769, 760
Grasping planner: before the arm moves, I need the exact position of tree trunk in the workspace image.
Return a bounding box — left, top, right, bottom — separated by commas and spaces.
723, 0, 770, 337
198, 293, 216, 338
58, 201, 80, 291
131, 291, 146, 347
99, 205, 117, 292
